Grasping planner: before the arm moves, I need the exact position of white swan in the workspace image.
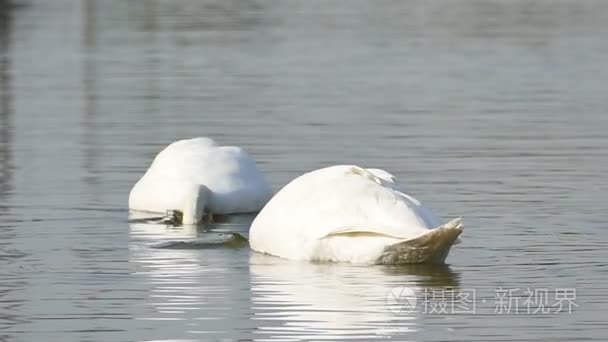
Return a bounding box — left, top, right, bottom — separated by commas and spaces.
129, 137, 272, 224
249, 165, 463, 264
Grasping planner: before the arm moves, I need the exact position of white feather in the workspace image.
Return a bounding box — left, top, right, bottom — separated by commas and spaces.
250, 165, 462, 264
129, 137, 272, 220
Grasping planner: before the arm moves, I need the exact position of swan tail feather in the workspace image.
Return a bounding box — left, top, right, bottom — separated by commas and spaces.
346, 166, 384, 185
376, 217, 463, 265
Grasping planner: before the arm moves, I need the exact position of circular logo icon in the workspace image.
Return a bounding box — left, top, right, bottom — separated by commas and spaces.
387, 286, 418, 315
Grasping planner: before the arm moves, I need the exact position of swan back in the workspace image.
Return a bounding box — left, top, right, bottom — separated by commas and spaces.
129, 138, 272, 215
249, 165, 442, 261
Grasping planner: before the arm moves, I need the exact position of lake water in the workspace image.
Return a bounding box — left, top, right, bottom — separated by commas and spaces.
1, 0, 607, 341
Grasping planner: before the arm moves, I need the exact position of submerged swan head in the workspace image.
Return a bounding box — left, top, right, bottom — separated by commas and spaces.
181, 184, 210, 225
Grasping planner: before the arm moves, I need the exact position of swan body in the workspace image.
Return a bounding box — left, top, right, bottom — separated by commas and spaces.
249, 165, 462, 264
129, 138, 272, 224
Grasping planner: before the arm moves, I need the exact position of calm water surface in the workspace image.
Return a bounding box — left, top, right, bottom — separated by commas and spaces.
1, 0, 608, 341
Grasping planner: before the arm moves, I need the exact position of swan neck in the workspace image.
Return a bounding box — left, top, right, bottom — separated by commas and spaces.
182, 185, 208, 225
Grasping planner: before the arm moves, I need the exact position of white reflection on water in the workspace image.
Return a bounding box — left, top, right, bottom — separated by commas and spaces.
129, 216, 461, 341
249, 253, 460, 341
130, 221, 210, 318
129, 218, 257, 340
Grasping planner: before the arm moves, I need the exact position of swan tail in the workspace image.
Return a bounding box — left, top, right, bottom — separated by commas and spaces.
346, 166, 384, 185
376, 217, 463, 265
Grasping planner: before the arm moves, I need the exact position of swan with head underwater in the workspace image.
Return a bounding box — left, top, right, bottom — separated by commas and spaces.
129, 137, 272, 224
249, 165, 463, 264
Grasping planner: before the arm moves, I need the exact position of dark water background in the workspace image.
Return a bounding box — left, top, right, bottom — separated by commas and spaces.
1, 0, 607, 341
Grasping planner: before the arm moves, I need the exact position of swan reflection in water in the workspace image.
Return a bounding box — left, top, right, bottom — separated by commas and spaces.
129, 212, 460, 341
128, 213, 257, 340
249, 253, 461, 341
